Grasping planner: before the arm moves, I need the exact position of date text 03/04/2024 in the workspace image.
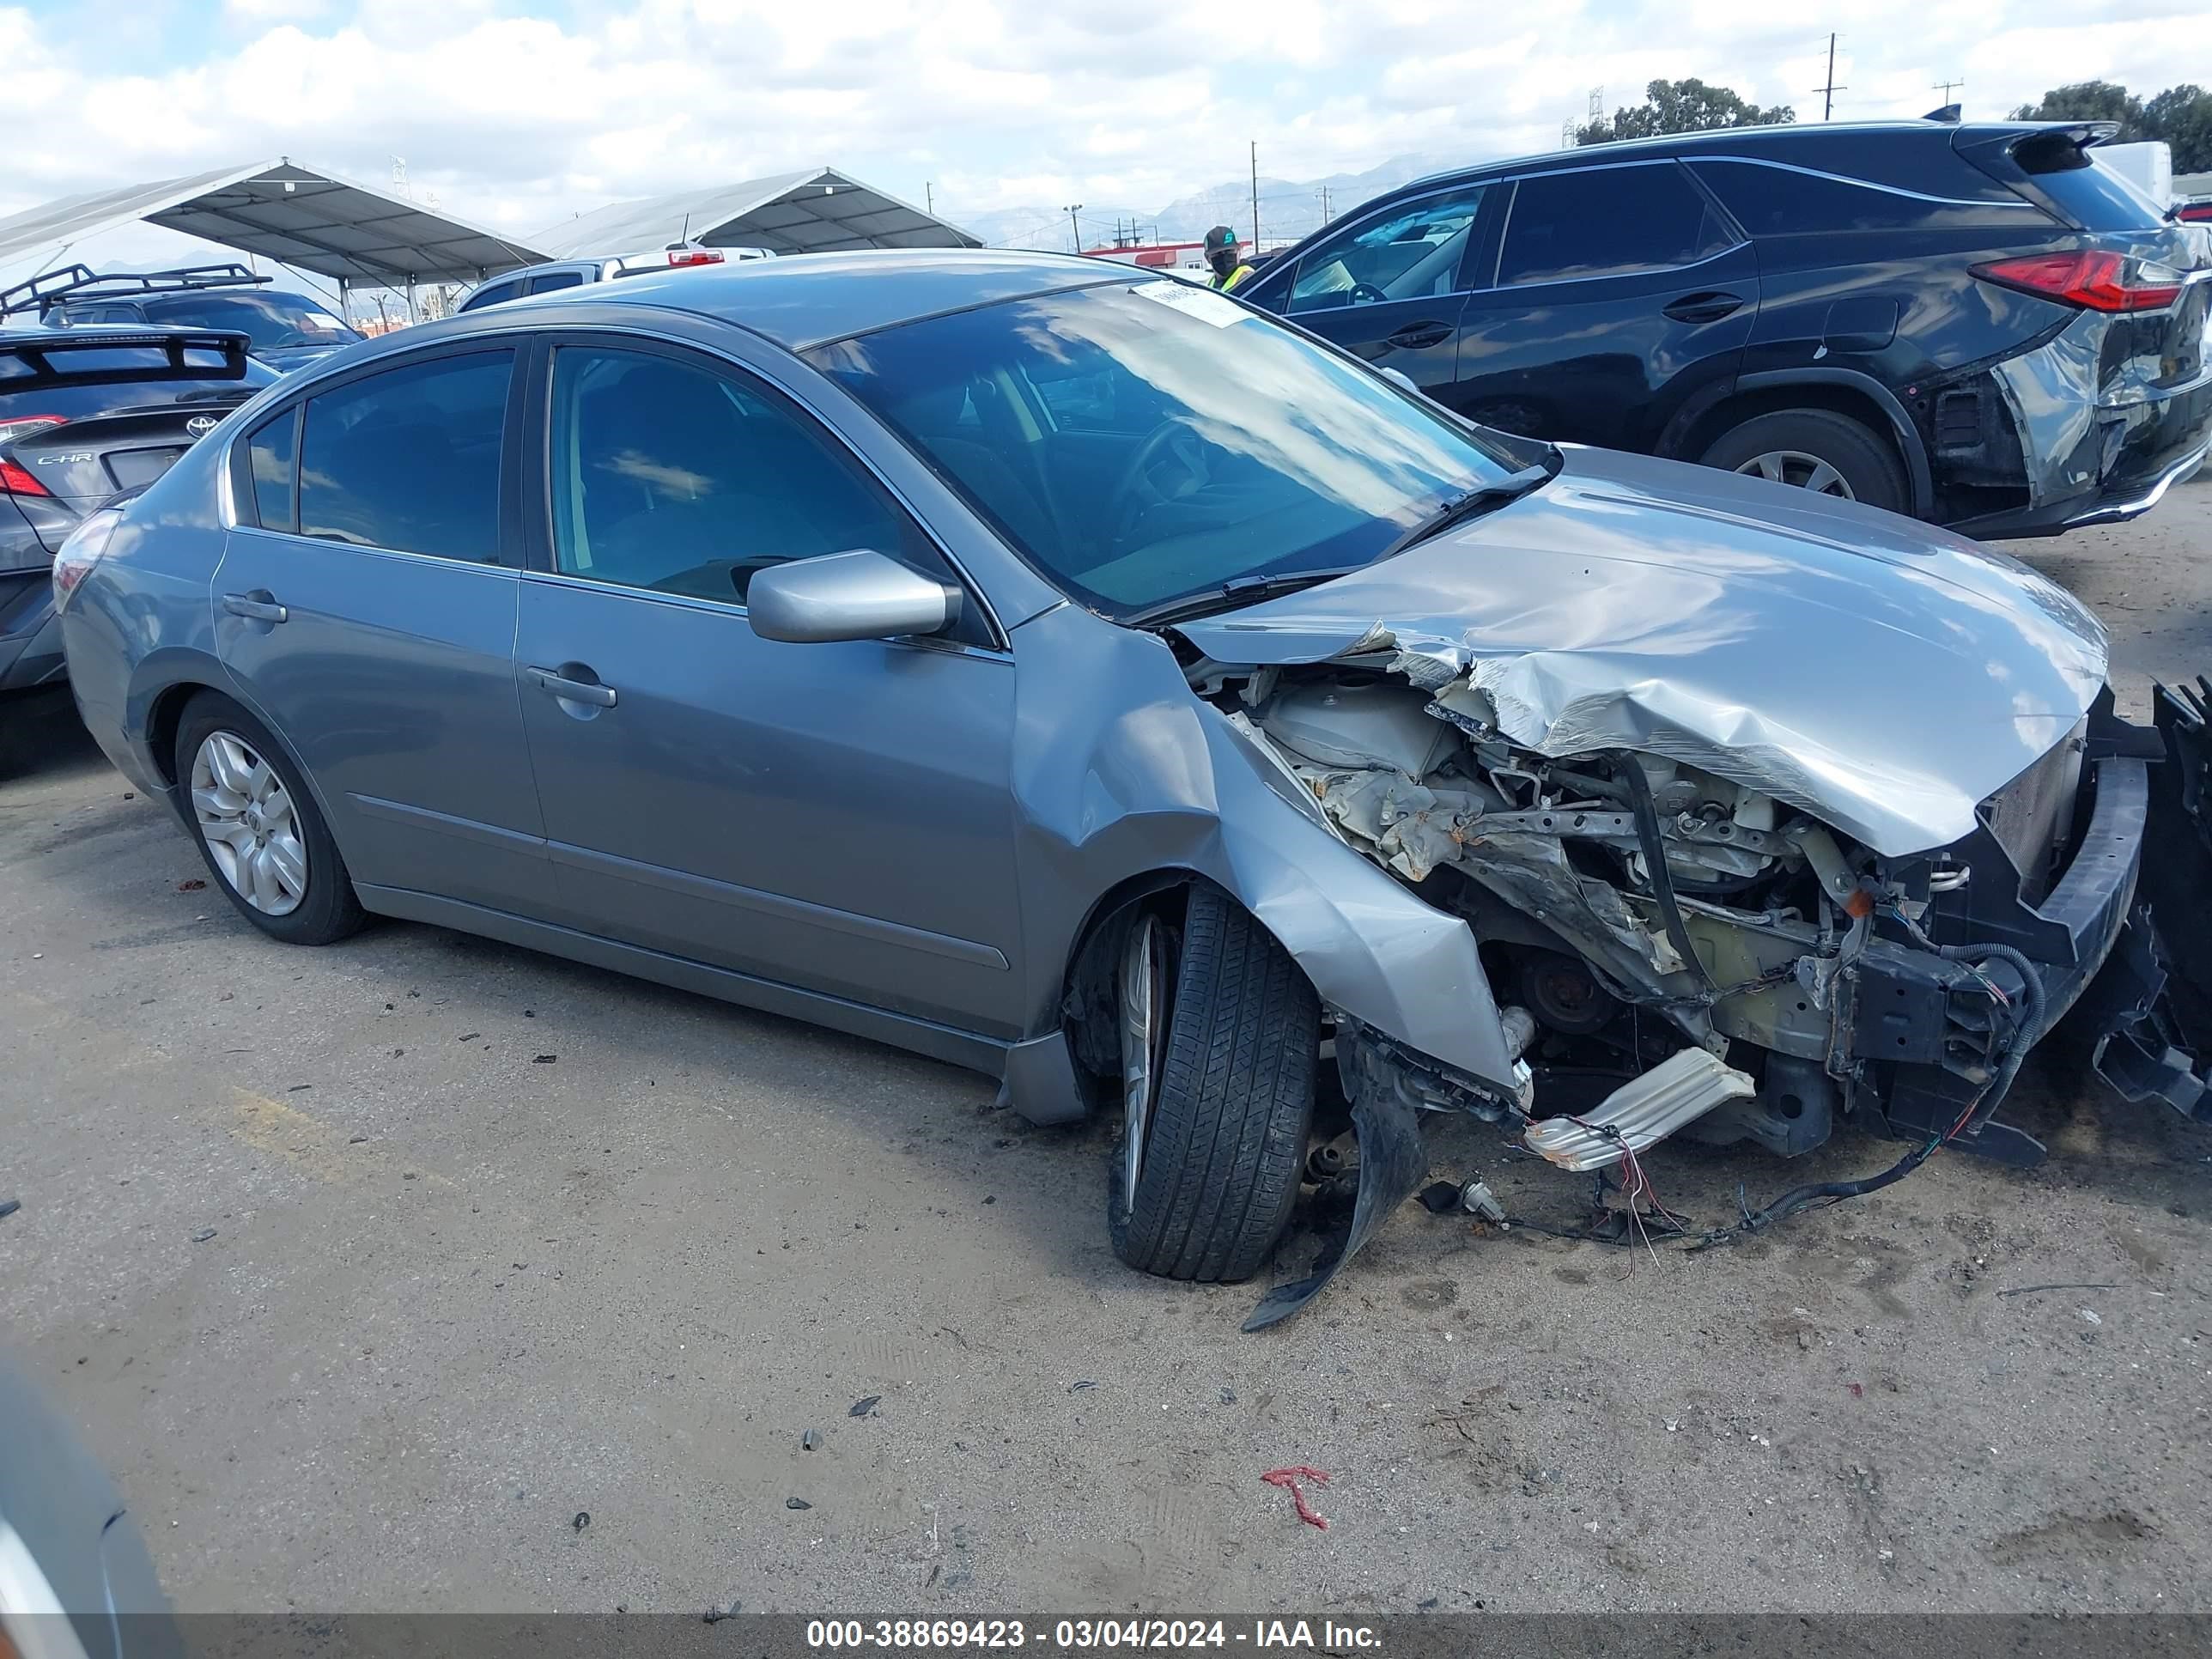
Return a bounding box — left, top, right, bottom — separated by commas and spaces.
804, 1619, 1384, 1650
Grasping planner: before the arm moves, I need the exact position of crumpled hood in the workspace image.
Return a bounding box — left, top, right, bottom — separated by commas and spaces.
1173, 447, 2108, 856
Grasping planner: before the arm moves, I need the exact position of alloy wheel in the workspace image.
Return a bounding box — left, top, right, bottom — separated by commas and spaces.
190, 730, 309, 916
1734, 448, 1856, 499
1117, 914, 1171, 1214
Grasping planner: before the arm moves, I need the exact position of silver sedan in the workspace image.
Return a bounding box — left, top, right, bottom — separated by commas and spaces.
53, 251, 2209, 1328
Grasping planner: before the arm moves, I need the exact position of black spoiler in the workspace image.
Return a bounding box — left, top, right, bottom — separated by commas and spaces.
0, 329, 254, 388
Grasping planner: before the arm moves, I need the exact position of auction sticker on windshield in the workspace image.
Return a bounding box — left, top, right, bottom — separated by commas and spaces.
1130, 280, 1248, 327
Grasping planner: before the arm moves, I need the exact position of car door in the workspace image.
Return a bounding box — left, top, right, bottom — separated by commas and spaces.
1269, 180, 1497, 404
512, 336, 1026, 1036
214, 346, 556, 918
1451, 160, 1759, 451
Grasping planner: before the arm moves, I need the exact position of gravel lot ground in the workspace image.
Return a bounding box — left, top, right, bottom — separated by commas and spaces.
3, 478, 2209, 1616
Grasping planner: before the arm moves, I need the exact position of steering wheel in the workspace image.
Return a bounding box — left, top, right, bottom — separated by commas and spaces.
1109, 417, 1212, 541
1348, 281, 1389, 305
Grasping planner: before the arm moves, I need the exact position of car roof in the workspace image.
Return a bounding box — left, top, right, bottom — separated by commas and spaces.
1398, 118, 2069, 190
490, 248, 1128, 349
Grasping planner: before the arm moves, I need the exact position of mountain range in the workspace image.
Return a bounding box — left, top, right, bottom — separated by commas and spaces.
954, 153, 1455, 252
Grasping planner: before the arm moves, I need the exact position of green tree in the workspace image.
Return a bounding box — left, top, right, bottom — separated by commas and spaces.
2011, 81, 2148, 141
2144, 84, 2212, 172
1575, 78, 1795, 147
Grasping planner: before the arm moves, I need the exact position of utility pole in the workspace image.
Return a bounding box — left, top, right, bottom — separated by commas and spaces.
1062, 204, 1083, 252
1817, 33, 1845, 120
925, 181, 934, 216
1249, 140, 1261, 250
1932, 76, 1964, 109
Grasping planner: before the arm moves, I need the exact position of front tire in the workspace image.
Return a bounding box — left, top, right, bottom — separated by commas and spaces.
1109, 884, 1317, 1283
1700, 408, 1910, 515
173, 692, 365, 945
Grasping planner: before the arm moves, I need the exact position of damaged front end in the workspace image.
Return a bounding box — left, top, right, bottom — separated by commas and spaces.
1185, 635, 2209, 1322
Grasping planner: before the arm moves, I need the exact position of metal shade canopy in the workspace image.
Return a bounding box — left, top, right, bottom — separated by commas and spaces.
533, 167, 980, 260
0, 160, 548, 287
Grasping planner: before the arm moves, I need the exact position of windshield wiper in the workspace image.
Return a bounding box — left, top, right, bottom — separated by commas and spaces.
1126, 568, 1357, 630
1380, 460, 1555, 557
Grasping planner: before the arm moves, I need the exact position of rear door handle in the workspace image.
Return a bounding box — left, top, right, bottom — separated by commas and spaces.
221, 590, 288, 623
528, 665, 617, 708
1662, 291, 1744, 324
1382, 320, 1455, 349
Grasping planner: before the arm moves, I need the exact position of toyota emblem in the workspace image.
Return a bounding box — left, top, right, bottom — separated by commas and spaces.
185, 416, 218, 436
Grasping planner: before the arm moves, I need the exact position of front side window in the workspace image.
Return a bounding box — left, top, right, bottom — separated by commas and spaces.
1498, 164, 1735, 285
462, 281, 520, 313
1288, 184, 1490, 313
298, 349, 513, 559
547, 345, 927, 605
810, 280, 1519, 621
527, 270, 586, 295
246, 406, 297, 532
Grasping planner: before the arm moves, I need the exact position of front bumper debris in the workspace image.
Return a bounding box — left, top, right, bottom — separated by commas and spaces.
2090, 679, 2212, 1119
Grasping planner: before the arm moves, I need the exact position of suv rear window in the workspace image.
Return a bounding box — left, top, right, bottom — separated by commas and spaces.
1498, 164, 1734, 285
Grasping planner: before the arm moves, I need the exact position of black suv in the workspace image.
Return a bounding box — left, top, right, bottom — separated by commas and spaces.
2, 326, 270, 698
1239, 119, 2211, 537
3, 263, 364, 375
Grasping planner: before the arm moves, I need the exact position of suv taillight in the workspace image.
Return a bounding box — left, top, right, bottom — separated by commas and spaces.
1970, 249, 2186, 312
0, 414, 64, 495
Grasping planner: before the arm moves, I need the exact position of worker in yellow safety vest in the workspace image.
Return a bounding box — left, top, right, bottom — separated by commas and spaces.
1203, 225, 1255, 293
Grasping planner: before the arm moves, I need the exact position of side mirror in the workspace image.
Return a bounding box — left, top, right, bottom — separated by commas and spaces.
745, 549, 962, 645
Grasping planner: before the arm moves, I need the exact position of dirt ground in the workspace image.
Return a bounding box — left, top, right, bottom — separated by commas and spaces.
3, 479, 2209, 1616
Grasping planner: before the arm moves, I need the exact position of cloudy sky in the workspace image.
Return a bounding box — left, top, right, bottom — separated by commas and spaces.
3, 0, 2205, 276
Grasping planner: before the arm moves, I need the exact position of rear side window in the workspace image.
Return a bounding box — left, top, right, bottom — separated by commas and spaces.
1498, 165, 1734, 285
298, 350, 512, 560
246, 407, 297, 532
526, 270, 586, 295
2021, 147, 2171, 230
460, 280, 520, 313
1691, 159, 2043, 236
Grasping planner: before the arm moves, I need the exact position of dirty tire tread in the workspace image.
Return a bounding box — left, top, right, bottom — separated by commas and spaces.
1699, 407, 1910, 516
1112, 884, 1316, 1285
173, 691, 367, 947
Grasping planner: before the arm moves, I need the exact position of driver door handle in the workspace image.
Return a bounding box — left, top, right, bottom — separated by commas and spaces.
1383, 320, 1455, 349
221, 590, 288, 624
528, 665, 617, 708
1662, 290, 1744, 324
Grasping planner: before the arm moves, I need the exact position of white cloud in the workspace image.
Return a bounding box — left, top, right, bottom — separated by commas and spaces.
3, 0, 2208, 283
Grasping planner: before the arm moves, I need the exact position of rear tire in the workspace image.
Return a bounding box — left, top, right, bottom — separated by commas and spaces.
173, 692, 365, 946
1109, 884, 1318, 1283
1700, 408, 1910, 515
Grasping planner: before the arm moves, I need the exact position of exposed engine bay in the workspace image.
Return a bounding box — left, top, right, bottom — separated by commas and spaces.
1190, 647, 2197, 1184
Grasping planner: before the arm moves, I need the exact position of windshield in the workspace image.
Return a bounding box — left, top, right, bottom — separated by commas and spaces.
806, 280, 1517, 620
147, 292, 362, 351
